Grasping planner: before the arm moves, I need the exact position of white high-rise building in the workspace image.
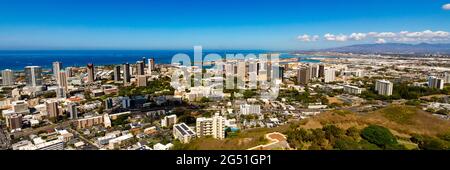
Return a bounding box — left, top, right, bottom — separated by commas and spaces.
375, 80, 393, 96
25, 66, 43, 87
52, 61, 62, 81
2, 69, 14, 86
196, 115, 225, 139
324, 68, 336, 83
428, 76, 445, 90
161, 114, 177, 128
58, 71, 68, 91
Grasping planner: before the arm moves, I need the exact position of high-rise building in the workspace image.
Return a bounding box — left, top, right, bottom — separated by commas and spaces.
55, 87, 66, 98
311, 65, 319, 78
46, 100, 60, 118
136, 61, 145, 75
25, 66, 43, 87
428, 76, 445, 90
121, 96, 131, 109
6, 114, 22, 130
86, 63, 95, 83
237, 61, 247, 82
279, 66, 285, 81
297, 67, 311, 85
375, 80, 393, 96
58, 70, 68, 91
113, 65, 121, 82
105, 98, 113, 110
318, 64, 325, 78
2, 69, 14, 86
324, 68, 336, 83
149, 58, 155, 72
65, 67, 74, 77
161, 114, 177, 128
52, 61, 62, 81
123, 63, 131, 84
196, 115, 225, 139
67, 102, 78, 119
136, 75, 147, 87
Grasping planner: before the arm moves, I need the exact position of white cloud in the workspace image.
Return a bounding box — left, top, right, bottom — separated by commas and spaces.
375, 38, 386, 44
297, 34, 311, 42
324, 33, 348, 41
443, 3, 450, 10
300, 30, 450, 43
297, 34, 319, 42
370, 32, 397, 38
349, 33, 367, 40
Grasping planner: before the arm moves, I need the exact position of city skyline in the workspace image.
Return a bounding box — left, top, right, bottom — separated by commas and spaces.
0, 0, 449, 50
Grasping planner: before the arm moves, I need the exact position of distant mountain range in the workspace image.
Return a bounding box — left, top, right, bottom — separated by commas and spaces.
312, 43, 450, 55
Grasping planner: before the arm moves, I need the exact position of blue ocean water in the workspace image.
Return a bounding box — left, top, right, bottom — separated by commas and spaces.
0, 50, 321, 71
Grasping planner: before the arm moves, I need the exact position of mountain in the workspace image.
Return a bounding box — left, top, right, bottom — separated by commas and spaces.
315, 43, 450, 55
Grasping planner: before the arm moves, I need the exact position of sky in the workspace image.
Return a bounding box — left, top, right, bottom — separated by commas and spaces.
0, 0, 449, 50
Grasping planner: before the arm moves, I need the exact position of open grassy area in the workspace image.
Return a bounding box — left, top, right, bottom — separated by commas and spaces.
379, 105, 417, 124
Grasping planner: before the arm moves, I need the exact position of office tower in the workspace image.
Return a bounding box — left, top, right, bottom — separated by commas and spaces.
428, 76, 445, 90
237, 61, 247, 81
113, 65, 121, 82
297, 67, 311, 85
55, 87, 66, 98
86, 63, 95, 83
136, 75, 147, 87
136, 61, 145, 75
6, 114, 22, 130
279, 66, 285, 81
25, 66, 43, 87
173, 123, 196, 143
65, 67, 74, 77
147, 58, 154, 75
58, 70, 68, 91
161, 114, 177, 128
319, 64, 325, 78
123, 63, 131, 84
375, 80, 393, 96
2, 69, 14, 86
67, 102, 78, 119
105, 98, 113, 110
121, 96, 131, 109
149, 58, 155, 71
324, 68, 336, 83
196, 115, 225, 139
311, 65, 319, 78
142, 57, 146, 66
52, 61, 62, 81
46, 100, 60, 118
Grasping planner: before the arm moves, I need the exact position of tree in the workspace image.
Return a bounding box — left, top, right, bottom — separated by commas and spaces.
361, 125, 398, 148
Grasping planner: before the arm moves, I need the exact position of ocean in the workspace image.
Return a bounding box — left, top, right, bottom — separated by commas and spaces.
0, 50, 321, 71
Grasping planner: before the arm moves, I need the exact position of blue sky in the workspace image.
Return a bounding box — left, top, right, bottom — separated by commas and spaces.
0, 0, 449, 50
